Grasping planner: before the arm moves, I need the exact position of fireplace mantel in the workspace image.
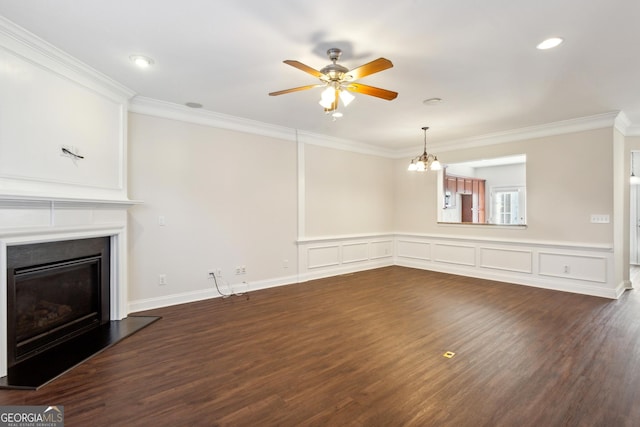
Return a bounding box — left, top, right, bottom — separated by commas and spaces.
0, 197, 138, 378
0, 194, 142, 208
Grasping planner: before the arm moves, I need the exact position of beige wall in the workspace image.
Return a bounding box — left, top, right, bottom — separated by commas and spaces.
304, 144, 395, 237
394, 127, 615, 244
127, 113, 624, 304
127, 113, 298, 302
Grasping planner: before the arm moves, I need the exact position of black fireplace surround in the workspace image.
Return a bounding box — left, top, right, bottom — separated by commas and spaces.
6, 237, 110, 368
1, 237, 159, 389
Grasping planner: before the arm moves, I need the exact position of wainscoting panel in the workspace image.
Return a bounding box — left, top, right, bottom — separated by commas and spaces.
480, 247, 533, 273
342, 242, 369, 264
298, 234, 394, 281
307, 245, 341, 269
370, 240, 393, 260
538, 252, 607, 283
434, 243, 476, 266
397, 240, 431, 260
394, 233, 617, 299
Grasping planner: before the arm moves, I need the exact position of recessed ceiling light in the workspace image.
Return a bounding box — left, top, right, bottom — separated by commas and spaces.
185, 102, 203, 109
423, 97, 443, 106
129, 55, 154, 68
536, 37, 564, 50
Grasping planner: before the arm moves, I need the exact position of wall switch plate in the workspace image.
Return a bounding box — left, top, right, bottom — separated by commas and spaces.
590, 214, 610, 224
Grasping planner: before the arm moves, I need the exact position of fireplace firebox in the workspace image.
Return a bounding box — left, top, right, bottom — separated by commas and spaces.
6, 237, 110, 368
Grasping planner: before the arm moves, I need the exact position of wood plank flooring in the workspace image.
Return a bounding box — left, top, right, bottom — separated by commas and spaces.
1, 266, 640, 426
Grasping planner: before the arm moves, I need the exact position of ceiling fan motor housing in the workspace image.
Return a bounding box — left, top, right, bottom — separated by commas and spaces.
319, 48, 349, 81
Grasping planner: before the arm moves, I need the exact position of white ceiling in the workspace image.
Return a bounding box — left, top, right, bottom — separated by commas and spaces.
1, 0, 639, 151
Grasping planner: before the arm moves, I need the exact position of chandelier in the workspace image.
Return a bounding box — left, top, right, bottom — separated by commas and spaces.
408, 126, 441, 171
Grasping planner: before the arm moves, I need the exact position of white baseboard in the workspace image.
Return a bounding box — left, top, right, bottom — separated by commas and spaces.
128, 273, 300, 313
128, 233, 622, 313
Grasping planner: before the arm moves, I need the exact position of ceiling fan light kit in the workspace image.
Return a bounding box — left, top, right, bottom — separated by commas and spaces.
269, 48, 397, 115
408, 127, 441, 172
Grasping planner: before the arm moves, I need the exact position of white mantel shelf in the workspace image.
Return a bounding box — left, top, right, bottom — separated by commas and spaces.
0, 194, 143, 207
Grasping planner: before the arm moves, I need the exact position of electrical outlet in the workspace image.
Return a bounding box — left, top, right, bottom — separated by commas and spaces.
235, 266, 242, 275
159, 274, 167, 285
590, 214, 610, 223
208, 269, 222, 278
563, 265, 570, 274
283, 259, 289, 269
241, 265, 246, 274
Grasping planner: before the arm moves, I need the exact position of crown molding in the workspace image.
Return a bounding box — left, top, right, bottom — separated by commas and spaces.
0, 15, 134, 102
296, 131, 396, 157
617, 112, 640, 136
129, 96, 297, 142
417, 111, 622, 155
131, 96, 633, 159
129, 96, 396, 157
130, 93, 637, 158
614, 111, 631, 135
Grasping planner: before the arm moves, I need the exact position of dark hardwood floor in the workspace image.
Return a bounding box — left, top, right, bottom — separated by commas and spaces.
1, 266, 640, 426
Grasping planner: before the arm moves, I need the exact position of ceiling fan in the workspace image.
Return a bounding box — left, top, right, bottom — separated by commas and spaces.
269, 48, 398, 115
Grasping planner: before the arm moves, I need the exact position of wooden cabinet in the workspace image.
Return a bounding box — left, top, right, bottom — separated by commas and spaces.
464, 179, 473, 194
478, 180, 486, 223
446, 176, 457, 194
443, 170, 486, 223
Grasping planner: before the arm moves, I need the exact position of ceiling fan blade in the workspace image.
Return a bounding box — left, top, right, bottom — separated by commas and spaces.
345, 58, 393, 80
346, 83, 398, 100
283, 60, 326, 79
269, 84, 323, 96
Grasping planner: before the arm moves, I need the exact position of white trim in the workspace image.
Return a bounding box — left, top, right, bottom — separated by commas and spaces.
430, 112, 621, 152
129, 99, 631, 160
615, 111, 632, 135
0, 241, 6, 380
298, 232, 395, 244
394, 232, 612, 251
0, 15, 134, 102
0, 195, 141, 207
130, 96, 297, 142
296, 130, 396, 158
297, 135, 305, 239
128, 274, 299, 313
396, 112, 622, 158
614, 111, 640, 136
394, 233, 616, 299
129, 97, 396, 158
0, 225, 129, 378
127, 232, 623, 326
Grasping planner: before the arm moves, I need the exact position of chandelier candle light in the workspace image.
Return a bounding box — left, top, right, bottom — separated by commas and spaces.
408, 126, 442, 171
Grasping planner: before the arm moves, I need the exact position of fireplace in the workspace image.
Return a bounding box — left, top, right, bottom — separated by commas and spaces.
0, 198, 159, 389
6, 237, 110, 368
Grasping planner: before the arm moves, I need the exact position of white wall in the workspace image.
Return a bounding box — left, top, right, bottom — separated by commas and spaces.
395, 127, 614, 244
0, 19, 132, 201
304, 144, 395, 237
392, 126, 623, 298
127, 113, 298, 310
